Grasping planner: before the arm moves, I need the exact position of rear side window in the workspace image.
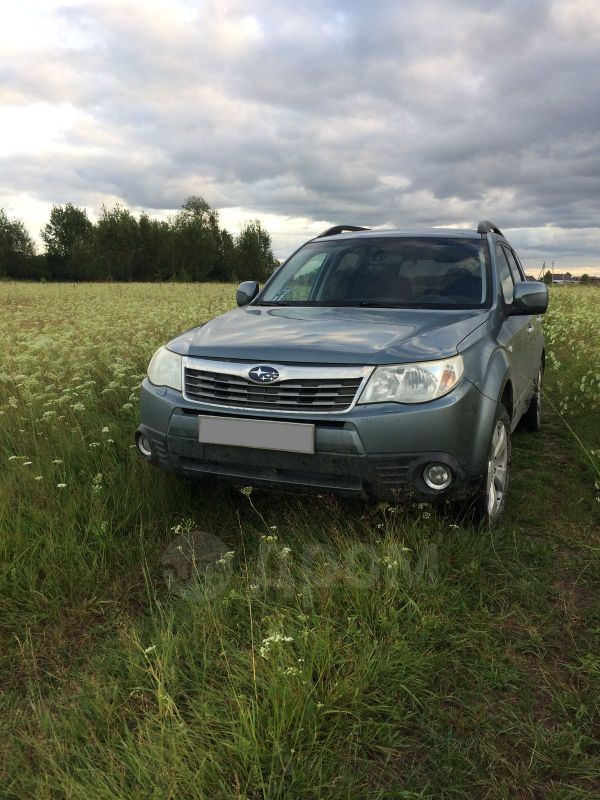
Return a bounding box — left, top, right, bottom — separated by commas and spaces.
495, 244, 514, 304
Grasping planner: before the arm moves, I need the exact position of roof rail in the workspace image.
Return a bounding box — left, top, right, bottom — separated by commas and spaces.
316, 225, 370, 238
477, 220, 503, 236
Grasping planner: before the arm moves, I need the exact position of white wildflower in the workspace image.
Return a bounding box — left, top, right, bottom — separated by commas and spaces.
280, 666, 301, 676
260, 632, 294, 659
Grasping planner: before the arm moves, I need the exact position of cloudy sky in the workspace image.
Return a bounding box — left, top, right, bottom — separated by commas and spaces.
1, 0, 600, 272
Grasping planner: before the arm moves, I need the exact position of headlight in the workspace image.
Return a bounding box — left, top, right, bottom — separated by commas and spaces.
358, 355, 464, 404
147, 346, 182, 391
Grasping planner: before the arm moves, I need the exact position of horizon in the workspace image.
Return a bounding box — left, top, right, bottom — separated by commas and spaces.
10, 201, 600, 277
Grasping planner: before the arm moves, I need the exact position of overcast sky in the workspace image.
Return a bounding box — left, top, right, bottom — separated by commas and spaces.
1, 0, 600, 272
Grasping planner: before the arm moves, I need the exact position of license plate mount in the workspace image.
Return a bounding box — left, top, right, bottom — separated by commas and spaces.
198, 415, 315, 455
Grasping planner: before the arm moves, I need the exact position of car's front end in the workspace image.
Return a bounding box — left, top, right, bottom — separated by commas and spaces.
136, 350, 496, 499
136, 229, 501, 500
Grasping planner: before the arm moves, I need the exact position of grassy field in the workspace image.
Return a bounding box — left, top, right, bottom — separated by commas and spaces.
1, 281, 599, 799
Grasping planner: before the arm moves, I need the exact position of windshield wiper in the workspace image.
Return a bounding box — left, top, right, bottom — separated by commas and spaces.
357, 301, 412, 308
319, 299, 417, 308
328, 300, 422, 308
258, 300, 427, 308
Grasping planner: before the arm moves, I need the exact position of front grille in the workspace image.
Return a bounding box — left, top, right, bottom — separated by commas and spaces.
184, 367, 363, 412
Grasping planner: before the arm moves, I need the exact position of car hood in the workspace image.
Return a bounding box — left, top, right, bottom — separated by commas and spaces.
167, 306, 488, 364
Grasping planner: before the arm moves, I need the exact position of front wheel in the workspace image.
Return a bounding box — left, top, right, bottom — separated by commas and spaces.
473, 405, 512, 527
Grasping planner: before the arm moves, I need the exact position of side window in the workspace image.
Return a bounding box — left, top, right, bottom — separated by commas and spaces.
503, 246, 525, 284
495, 243, 514, 304
511, 249, 527, 280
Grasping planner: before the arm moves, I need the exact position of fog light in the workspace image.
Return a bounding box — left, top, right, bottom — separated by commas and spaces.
137, 433, 153, 459
423, 463, 452, 490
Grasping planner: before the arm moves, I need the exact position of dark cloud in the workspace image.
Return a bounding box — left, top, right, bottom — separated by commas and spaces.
1, 0, 599, 264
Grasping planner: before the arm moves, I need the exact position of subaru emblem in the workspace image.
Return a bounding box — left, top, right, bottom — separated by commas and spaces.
248, 365, 280, 384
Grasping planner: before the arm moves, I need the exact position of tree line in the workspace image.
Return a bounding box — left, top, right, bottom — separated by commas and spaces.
0, 196, 277, 282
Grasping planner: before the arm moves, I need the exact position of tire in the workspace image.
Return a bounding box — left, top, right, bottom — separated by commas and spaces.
521, 365, 542, 432
472, 404, 512, 528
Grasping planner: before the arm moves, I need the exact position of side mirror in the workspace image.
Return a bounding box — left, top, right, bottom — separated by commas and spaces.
509, 281, 549, 315
236, 280, 259, 307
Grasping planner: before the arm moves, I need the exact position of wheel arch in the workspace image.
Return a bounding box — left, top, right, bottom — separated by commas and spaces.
467, 349, 513, 478
480, 347, 513, 415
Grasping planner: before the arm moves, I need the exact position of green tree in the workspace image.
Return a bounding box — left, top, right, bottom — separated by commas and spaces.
41, 203, 93, 280
137, 213, 173, 280
93, 205, 140, 281
217, 228, 238, 282
171, 195, 222, 280
235, 220, 276, 282
543, 270, 553, 285
580, 273, 590, 284
0, 208, 36, 279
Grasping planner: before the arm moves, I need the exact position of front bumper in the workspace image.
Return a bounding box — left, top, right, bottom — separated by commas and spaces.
136, 377, 495, 499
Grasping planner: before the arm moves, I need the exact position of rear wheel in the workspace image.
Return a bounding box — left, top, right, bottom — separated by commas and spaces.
521, 365, 542, 432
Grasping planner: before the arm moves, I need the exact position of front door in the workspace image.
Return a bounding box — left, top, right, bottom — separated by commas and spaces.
494, 244, 532, 424
503, 245, 543, 406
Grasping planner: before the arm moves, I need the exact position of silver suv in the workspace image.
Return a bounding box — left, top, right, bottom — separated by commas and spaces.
136, 220, 549, 526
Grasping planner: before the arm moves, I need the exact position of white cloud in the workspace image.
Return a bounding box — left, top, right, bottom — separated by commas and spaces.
0, 0, 599, 267
0, 103, 84, 155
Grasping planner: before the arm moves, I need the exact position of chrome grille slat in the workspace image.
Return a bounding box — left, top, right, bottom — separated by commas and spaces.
185, 375, 359, 389
185, 378, 358, 394
184, 366, 363, 412
188, 387, 356, 399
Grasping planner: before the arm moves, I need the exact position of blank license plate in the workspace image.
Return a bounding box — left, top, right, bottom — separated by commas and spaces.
198, 415, 315, 454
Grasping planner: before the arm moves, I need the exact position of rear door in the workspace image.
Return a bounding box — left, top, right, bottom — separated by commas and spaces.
494, 243, 532, 424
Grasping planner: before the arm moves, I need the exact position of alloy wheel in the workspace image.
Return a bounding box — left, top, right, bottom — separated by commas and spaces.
486, 420, 509, 519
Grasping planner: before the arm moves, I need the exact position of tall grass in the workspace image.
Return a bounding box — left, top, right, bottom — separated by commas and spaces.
1, 283, 599, 798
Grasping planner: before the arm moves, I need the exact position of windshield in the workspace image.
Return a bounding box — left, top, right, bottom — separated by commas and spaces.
259, 237, 490, 309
